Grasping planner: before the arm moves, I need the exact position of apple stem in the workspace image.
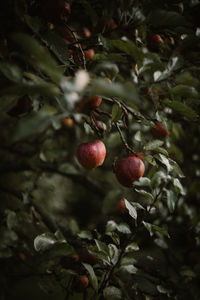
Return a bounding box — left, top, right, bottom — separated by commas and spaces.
115, 122, 137, 156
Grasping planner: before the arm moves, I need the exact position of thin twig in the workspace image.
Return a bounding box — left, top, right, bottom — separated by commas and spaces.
115, 122, 137, 155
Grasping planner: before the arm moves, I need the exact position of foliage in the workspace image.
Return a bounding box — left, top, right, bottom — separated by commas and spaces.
0, 0, 200, 299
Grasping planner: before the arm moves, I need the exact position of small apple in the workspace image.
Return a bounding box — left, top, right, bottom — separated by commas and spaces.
116, 199, 126, 214
151, 122, 169, 138
83, 49, 95, 60
115, 156, 145, 187
93, 120, 107, 133
77, 140, 106, 170
148, 34, 163, 51
62, 117, 74, 128
74, 275, 89, 292
78, 27, 91, 38
80, 248, 99, 265
43, 0, 71, 23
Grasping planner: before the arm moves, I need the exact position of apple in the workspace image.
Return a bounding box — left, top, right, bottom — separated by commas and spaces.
79, 248, 99, 265
151, 122, 169, 138
116, 199, 126, 214
77, 140, 106, 170
62, 117, 74, 128
43, 0, 71, 23
78, 27, 91, 38
94, 120, 107, 133
148, 34, 163, 51
74, 275, 89, 291
83, 49, 95, 59
115, 156, 145, 187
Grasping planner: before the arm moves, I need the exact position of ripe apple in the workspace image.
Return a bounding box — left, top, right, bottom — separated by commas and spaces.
77, 140, 106, 170
148, 34, 163, 51
43, 0, 71, 23
74, 275, 89, 291
83, 49, 95, 60
80, 248, 99, 265
115, 156, 145, 187
116, 199, 126, 214
151, 122, 169, 138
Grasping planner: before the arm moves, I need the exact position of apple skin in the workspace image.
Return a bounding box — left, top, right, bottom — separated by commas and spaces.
83, 49, 95, 60
115, 156, 145, 187
148, 34, 163, 50
43, 0, 71, 23
151, 122, 169, 138
116, 199, 126, 214
79, 249, 99, 265
77, 140, 106, 170
74, 275, 89, 291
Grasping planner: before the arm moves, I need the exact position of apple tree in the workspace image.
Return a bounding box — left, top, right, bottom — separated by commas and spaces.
0, 0, 200, 299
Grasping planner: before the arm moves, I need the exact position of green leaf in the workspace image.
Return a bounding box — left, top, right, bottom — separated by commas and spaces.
151, 171, 167, 189
78, 230, 93, 240
0, 61, 23, 82
169, 158, 185, 178
41, 31, 70, 65
82, 263, 98, 292
119, 264, 138, 275
125, 242, 139, 252
12, 106, 57, 142
155, 154, 173, 173
143, 221, 169, 238
172, 178, 186, 195
24, 15, 42, 34
95, 239, 109, 255
134, 177, 151, 187
147, 10, 191, 28
111, 104, 123, 122
11, 33, 62, 84
162, 99, 199, 120
103, 286, 123, 300
175, 71, 199, 88
164, 189, 177, 213
125, 200, 145, 220
34, 233, 57, 252
112, 39, 144, 66
144, 140, 164, 151
6, 211, 18, 230
170, 85, 199, 98
134, 130, 142, 142
135, 189, 154, 201
116, 223, 131, 234
108, 244, 119, 264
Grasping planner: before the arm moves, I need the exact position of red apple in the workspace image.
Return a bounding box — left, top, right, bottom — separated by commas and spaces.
77, 140, 106, 170
151, 122, 169, 138
148, 34, 163, 50
43, 0, 71, 23
84, 49, 95, 59
115, 156, 145, 187
78, 27, 91, 38
74, 275, 89, 291
116, 199, 126, 214
80, 249, 99, 265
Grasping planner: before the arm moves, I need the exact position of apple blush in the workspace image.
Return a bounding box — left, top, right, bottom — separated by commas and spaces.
77, 140, 106, 170
115, 155, 145, 187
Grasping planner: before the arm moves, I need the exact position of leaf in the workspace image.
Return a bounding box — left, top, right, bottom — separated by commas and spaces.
78, 230, 93, 240
116, 223, 131, 234
135, 189, 154, 201
144, 140, 164, 151
125, 242, 139, 252
11, 33, 62, 84
119, 264, 138, 274
134, 177, 151, 187
112, 39, 144, 66
134, 130, 142, 142
12, 106, 57, 142
125, 200, 145, 220
34, 233, 57, 252
41, 31, 70, 65
175, 71, 199, 88
170, 85, 199, 98
103, 286, 123, 300
164, 189, 177, 213
95, 239, 109, 255
169, 158, 185, 178
111, 104, 123, 122
147, 10, 191, 28
6, 211, 18, 230
155, 154, 173, 173
0, 61, 23, 82
162, 99, 199, 120
24, 15, 42, 34
143, 221, 169, 238
108, 244, 119, 264
151, 171, 167, 189
82, 263, 98, 292
172, 178, 186, 195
